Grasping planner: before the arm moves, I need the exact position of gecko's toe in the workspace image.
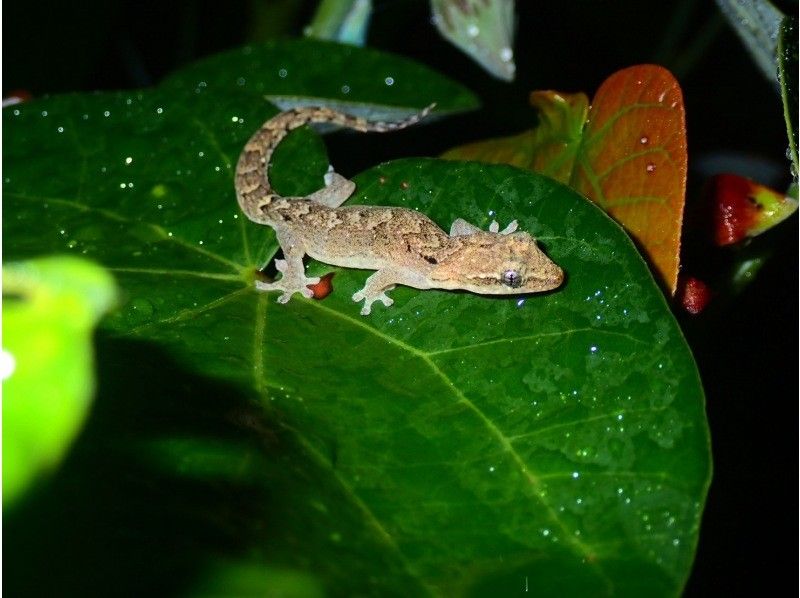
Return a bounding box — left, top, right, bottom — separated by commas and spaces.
360, 304, 372, 316
500, 220, 519, 235
277, 293, 292, 304
352, 290, 365, 302
255, 280, 276, 292
379, 294, 394, 307
489, 220, 500, 233
274, 259, 288, 273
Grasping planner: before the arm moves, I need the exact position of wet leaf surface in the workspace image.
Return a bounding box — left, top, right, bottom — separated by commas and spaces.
3, 41, 709, 597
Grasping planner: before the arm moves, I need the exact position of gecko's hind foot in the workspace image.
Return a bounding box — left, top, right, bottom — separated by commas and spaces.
256, 273, 320, 303
352, 290, 394, 316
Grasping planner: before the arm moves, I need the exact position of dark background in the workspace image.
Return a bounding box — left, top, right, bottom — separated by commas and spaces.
4, 0, 797, 594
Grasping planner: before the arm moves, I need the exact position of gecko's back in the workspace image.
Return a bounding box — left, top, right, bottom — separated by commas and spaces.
290, 203, 451, 271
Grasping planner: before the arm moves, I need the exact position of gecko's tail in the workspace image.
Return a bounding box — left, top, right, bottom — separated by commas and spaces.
235, 104, 435, 224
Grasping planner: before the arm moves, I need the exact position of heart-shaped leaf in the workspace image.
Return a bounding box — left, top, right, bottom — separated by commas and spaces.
3, 43, 709, 597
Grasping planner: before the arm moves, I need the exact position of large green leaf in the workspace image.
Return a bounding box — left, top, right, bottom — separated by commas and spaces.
3, 43, 709, 597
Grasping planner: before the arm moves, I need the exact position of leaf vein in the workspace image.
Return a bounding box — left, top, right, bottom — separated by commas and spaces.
6, 191, 244, 272
122, 286, 248, 336
595, 145, 678, 181
253, 293, 267, 394
108, 267, 243, 282
507, 406, 668, 443
427, 327, 644, 356
584, 102, 676, 148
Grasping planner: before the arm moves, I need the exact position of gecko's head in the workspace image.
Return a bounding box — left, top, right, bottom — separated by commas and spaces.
430, 231, 564, 295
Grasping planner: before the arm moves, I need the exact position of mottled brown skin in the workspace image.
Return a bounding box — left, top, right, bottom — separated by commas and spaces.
235, 106, 564, 315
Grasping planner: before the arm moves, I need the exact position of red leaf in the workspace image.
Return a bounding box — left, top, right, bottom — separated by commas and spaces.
572, 65, 687, 294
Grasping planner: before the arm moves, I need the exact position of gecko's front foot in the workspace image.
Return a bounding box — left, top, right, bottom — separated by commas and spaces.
352, 289, 394, 316
256, 259, 320, 303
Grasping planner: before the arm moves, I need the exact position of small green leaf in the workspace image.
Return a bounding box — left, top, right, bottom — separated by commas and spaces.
715, 0, 785, 85
431, 0, 517, 81
778, 15, 798, 179
305, 0, 373, 46
2, 257, 117, 505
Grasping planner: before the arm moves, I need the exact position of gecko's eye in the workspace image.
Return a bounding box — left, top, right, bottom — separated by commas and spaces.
502, 270, 522, 288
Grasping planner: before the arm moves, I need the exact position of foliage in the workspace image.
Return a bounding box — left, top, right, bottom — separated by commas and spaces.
2, 40, 710, 596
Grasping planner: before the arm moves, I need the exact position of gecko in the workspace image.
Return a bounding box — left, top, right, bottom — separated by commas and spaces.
235, 105, 564, 315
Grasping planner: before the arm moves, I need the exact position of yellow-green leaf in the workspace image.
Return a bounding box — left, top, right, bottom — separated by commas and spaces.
442, 91, 588, 182
2, 257, 117, 505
